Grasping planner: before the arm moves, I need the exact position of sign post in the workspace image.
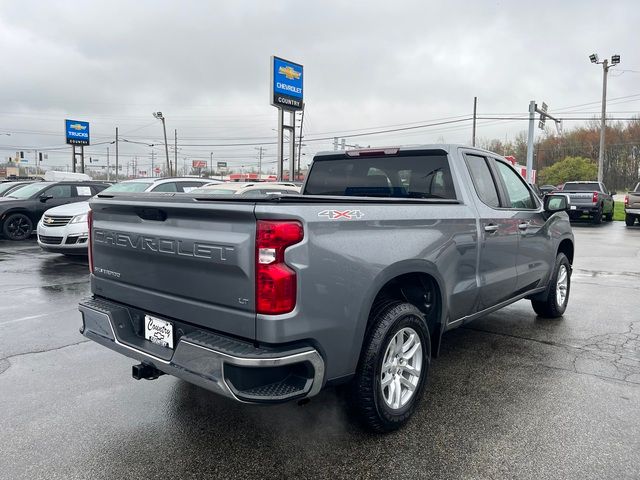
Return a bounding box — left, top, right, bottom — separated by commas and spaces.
270, 56, 303, 181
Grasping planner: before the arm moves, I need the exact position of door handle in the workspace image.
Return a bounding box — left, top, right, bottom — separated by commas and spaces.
484, 224, 499, 233
518, 222, 529, 231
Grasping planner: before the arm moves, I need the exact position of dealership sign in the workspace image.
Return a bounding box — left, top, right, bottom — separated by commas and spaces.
192, 160, 206, 168
270, 56, 303, 110
65, 119, 90, 145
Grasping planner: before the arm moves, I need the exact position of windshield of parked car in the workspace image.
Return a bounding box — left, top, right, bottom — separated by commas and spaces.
0, 182, 27, 195
6, 182, 48, 199
563, 182, 601, 191
102, 182, 153, 193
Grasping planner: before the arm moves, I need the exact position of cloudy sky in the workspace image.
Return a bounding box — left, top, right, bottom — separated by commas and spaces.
1, 0, 639, 175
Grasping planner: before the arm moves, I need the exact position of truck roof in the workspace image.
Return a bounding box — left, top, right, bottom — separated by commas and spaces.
313, 144, 497, 158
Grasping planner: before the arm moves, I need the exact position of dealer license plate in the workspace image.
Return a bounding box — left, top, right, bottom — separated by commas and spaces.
144, 315, 174, 349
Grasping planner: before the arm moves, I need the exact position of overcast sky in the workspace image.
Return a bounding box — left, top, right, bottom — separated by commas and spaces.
1, 0, 639, 174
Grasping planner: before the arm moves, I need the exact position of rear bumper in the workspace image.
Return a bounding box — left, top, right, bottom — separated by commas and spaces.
78, 297, 325, 403
625, 208, 640, 215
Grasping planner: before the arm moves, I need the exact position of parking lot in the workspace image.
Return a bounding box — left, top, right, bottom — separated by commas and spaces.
0, 222, 639, 480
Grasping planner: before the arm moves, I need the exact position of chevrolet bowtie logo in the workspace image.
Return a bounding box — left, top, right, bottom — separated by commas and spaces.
278, 66, 301, 80
45, 217, 53, 224
69, 123, 87, 131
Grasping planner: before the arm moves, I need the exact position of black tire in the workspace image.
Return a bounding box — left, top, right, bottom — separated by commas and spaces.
605, 207, 613, 222
625, 214, 636, 227
2, 213, 33, 241
591, 206, 603, 225
350, 302, 431, 433
532, 253, 571, 318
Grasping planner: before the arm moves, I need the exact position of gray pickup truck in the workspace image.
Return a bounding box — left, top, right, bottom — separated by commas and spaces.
561, 181, 615, 224
79, 145, 574, 432
625, 182, 640, 226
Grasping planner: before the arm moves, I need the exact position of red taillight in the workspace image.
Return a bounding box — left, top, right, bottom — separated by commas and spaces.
592, 191, 599, 203
625, 195, 629, 206
256, 220, 303, 315
87, 209, 94, 273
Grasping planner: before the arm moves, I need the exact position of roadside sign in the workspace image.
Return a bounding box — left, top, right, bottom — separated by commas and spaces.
217, 161, 227, 168
270, 56, 303, 110
192, 160, 206, 168
65, 119, 90, 145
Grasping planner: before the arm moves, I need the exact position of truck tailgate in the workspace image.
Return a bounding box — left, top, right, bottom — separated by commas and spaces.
89, 196, 256, 339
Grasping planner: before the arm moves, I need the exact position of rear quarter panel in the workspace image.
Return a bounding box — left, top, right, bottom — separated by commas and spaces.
254, 199, 479, 381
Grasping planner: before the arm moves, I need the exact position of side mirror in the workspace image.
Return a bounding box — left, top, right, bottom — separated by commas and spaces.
544, 194, 570, 213
611, 191, 617, 196
39, 194, 53, 202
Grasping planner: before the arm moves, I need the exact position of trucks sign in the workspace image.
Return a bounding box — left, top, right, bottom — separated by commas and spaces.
65, 119, 90, 145
271, 56, 303, 110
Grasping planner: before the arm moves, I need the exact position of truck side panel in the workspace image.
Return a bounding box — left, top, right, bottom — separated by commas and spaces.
254, 202, 479, 380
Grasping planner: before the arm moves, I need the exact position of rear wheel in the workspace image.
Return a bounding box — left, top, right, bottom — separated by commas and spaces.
591, 206, 603, 224
625, 214, 636, 227
605, 207, 613, 222
351, 302, 430, 433
532, 252, 571, 318
2, 213, 33, 241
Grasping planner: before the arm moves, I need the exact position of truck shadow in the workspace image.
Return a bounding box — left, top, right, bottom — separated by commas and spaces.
89, 306, 577, 479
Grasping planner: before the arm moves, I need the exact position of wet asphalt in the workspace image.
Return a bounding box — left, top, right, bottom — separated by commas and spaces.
0, 222, 639, 480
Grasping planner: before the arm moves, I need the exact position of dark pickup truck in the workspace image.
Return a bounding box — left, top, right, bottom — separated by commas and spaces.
561, 181, 615, 224
79, 145, 574, 432
625, 182, 640, 226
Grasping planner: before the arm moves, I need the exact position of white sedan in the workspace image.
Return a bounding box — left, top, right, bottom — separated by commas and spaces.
37, 177, 217, 255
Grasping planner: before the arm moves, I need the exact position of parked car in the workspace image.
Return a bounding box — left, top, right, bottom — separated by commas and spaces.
190, 182, 300, 196
37, 177, 218, 254
624, 182, 640, 226
561, 181, 615, 224
529, 183, 543, 199
540, 184, 557, 195
0, 180, 40, 197
80, 145, 574, 432
0, 181, 109, 241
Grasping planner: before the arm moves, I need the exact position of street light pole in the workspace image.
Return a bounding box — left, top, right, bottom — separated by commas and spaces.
590, 53, 620, 183
598, 59, 609, 184
153, 112, 171, 176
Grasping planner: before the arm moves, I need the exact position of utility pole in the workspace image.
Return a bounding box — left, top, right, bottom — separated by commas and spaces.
472, 96, 477, 147
589, 53, 620, 183
255, 146, 264, 178
107, 147, 110, 181
526, 100, 536, 182
115, 127, 119, 182
174, 129, 178, 177
151, 150, 155, 177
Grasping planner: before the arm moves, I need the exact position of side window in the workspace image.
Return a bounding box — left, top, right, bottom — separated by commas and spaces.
177, 182, 206, 193
45, 185, 73, 198
495, 161, 535, 209
75, 186, 93, 197
151, 182, 177, 192
464, 155, 500, 208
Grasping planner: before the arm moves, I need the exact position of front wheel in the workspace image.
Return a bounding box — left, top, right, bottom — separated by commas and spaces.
350, 302, 430, 433
2, 213, 33, 241
532, 253, 571, 318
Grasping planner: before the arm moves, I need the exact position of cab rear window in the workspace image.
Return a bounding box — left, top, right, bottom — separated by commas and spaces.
304, 152, 456, 199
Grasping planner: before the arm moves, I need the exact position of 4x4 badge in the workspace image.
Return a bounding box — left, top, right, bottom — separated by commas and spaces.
318, 210, 364, 220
